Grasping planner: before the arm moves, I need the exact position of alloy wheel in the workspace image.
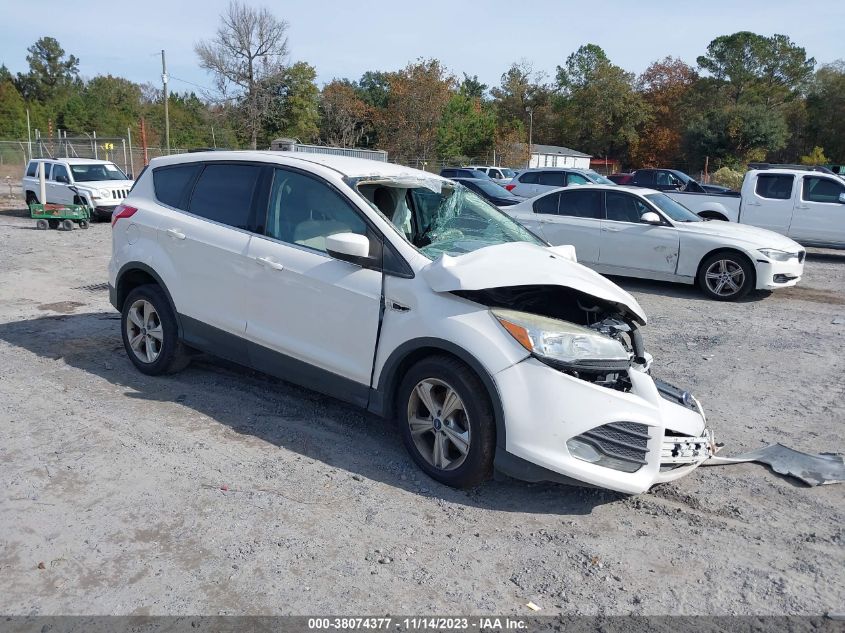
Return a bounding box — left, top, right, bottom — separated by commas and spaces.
704, 259, 745, 297
126, 299, 164, 363
406, 378, 471, 471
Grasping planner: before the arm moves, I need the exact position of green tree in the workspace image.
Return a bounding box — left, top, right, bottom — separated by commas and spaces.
555, 44, 650, 160
805, 62, 845, 161
260, 61, 320, 146
0, 80, 27, 138
15, 37, 80, 102
357, 70, 391, 109
436, 93, 495, 161
460, 74, 487, 99
800, 146, 829, 165
82, 75, 143, 136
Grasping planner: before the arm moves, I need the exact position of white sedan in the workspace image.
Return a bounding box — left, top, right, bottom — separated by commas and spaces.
504, 185, 805, 300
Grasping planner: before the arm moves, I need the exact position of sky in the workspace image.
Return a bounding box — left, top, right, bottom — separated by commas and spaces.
1, 0, 844, 95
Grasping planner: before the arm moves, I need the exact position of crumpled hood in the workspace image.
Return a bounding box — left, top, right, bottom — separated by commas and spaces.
422, 242, 648, 324
677, 220, 803, 251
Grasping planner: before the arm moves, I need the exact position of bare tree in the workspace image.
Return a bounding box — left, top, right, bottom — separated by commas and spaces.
195, 1, 289, 149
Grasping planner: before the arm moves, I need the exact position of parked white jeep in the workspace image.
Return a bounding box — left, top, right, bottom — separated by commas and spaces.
22, 158, 134, 221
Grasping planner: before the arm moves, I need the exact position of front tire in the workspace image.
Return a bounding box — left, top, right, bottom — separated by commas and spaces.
698, 252, 754, 301
397, 355, 495, 488
121, 284, 190, 375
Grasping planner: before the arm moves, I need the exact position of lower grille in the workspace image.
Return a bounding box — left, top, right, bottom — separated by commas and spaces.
576, 421, 650, 466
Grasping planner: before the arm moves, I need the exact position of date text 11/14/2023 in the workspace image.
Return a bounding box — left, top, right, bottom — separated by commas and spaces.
307, 617, 529, 630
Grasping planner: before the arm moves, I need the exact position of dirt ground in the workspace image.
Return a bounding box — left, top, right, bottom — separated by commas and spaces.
0, 192, 843, 617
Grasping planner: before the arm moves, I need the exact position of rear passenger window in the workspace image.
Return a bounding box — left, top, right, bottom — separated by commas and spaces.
538, 171, 566, 187
802, 176, 844, 203
188, 164, 261, 230
755, 174, 794, 200
633, 171, 654, 186
519, 171, 539, 184
154, 163, 202, 209
533, 192, 560, 214
559, 190, 602, 218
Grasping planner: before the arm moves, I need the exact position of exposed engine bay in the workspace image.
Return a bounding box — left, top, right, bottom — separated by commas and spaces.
452, 284, 647, 392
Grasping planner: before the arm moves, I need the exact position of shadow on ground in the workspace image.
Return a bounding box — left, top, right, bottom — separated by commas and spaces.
607, 275, 773, 303
0, 310, 622, 515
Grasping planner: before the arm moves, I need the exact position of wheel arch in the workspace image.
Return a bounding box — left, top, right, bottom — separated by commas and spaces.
697, 210, 729, 221
114, 262, 183, 338
696, 247, 757, 288
370, 338, 507, 450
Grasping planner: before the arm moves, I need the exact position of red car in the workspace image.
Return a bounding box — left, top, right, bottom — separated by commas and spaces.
607, 173, 633, 184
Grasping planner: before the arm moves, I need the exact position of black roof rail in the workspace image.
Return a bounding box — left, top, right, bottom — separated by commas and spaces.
748, 162, 835, 175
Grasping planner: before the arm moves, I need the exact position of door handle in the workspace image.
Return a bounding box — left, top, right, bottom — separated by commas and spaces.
795, 204, 809, 210
166, 228, 186, 240
256, 256, 284, 271
602, 226, 620, 232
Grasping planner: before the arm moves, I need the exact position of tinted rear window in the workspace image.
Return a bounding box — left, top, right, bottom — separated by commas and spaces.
519, 171, 539, 184
188, 164, 262, 229
153, 164, 202, 209
26, 162, 38, 177
539, 171, 566, 187
755, 174, 794, 200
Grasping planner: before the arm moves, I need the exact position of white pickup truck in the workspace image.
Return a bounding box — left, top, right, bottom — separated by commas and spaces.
665, 166, 845, 249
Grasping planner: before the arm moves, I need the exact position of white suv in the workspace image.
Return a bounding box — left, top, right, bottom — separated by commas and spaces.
23, 158, 134, 221
505, 167, 615, 198
465, 166, 517, 186
108, 151, 712, 494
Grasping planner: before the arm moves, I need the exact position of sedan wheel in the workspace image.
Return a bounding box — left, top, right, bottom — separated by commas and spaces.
407, 378, 471, 471
698, 252, 753, 301
126, 299, 164, 364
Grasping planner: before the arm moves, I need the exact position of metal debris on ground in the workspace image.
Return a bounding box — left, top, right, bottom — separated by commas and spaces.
704, 443, 845, 486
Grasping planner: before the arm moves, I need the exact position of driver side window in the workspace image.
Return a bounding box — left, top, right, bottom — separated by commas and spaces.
266, 168, 368, 254
605, 191, 651, 223
51, 164, 70, 183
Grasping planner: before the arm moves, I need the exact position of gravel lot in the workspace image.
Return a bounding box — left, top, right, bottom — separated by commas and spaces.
0, 195, 843, 617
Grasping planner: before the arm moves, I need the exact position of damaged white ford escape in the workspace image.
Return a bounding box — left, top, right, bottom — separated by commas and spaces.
109, 151, 713, 494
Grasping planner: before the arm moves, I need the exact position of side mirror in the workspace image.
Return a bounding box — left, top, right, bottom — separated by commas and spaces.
839, 192, 845, 204
325, 232, 375, 267
640, 211, 662, 225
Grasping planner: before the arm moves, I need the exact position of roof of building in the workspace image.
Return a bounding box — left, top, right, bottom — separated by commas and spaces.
526, 143, 592, 158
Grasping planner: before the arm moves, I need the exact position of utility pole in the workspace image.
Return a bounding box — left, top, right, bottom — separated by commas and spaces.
161, 49, 170, 154
26, 109, 32, 160
525, 106, 534, 169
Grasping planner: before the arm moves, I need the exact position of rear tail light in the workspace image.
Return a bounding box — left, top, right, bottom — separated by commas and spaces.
505, 184, 516, 192
111, 204, 138, 226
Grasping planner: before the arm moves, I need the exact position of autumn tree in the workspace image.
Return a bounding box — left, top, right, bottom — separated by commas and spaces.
375, 59, 455, 166
319, 80, 370, 147
555, 44, 649, 160
630, 57, 697, 166
195, 1, 289, 148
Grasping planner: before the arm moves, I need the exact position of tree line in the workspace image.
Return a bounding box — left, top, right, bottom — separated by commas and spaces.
1, 1, 843, 172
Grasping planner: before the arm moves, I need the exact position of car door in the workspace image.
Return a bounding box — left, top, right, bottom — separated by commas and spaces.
790, 175, 845, 246
154, 162, 262, 360
631, 170, 655, 189
597, 190, 680, 277
49, 163, 74, 205
538, 188, 603, 264
742, 173, 796, 235
245, 166, 382, 401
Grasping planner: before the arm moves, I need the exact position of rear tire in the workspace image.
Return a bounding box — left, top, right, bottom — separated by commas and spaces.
698, 251, 754, 301
396, 355, 495, 488
121, 284, 190, 375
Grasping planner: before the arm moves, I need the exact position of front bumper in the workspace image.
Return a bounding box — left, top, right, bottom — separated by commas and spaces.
493, 358, 711, 494
755, 255, 804, 290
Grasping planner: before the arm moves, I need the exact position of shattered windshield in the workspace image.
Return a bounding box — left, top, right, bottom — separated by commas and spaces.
356, 180, 543, 259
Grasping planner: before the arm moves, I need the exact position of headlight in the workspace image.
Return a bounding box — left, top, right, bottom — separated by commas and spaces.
492, 308, 631, 370
758, 248, 797, 262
